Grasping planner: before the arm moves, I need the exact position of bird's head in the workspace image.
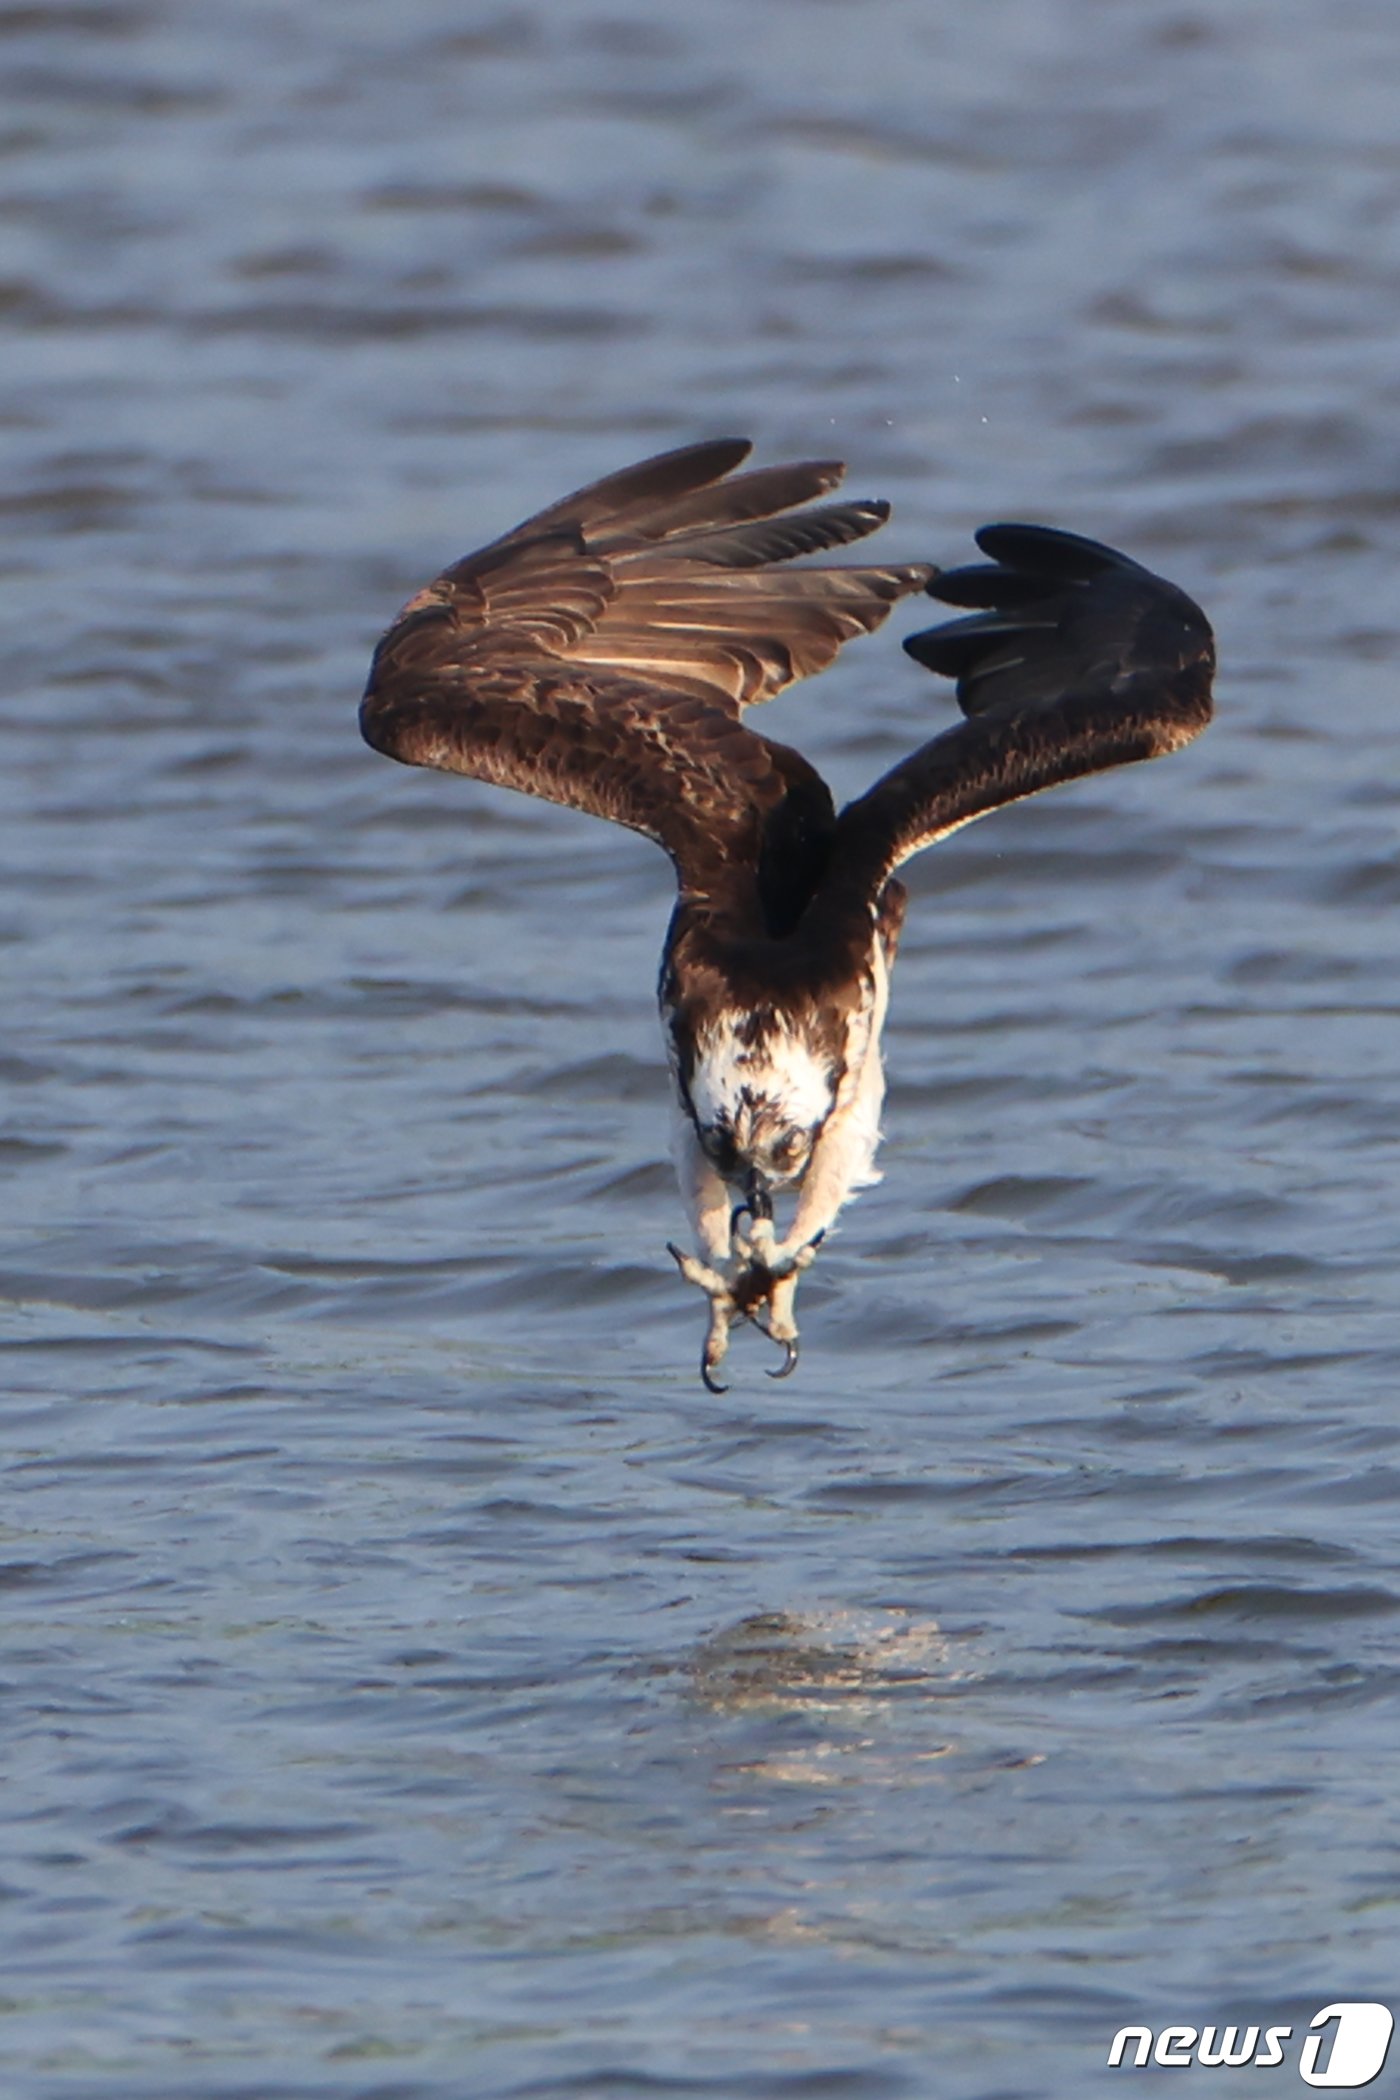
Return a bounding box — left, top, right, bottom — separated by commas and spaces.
700, 1092, 820, 1194
686, 1018, 840, 1197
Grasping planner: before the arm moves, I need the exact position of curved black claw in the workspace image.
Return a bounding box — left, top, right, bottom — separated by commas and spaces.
701, 1356, 729, 1396
766, 1337, 799, 1381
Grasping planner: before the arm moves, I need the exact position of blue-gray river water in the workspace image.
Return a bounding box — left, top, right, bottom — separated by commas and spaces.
5, 1, 1400, 2094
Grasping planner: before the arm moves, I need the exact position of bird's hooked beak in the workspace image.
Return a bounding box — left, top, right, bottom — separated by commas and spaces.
728, 1166, 773, 1247
744, 1167, 773, 1224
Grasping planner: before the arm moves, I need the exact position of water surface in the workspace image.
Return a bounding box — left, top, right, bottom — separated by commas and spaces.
5, 1, 1400, 2094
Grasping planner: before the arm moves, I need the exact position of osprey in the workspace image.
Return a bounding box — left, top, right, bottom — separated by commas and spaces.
360, 439, 1214, 1388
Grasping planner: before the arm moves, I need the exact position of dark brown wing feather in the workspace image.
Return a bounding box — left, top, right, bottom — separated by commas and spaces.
360, 438, 933, 906
360, 662, 797, 904
832, 524, 1215, 895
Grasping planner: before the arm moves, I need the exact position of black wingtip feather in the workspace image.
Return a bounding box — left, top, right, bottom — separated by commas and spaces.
924, 564, 1057, 611
970, 522, 1155, 581
906, 524, 1215, 720
903, 613, 1056, 680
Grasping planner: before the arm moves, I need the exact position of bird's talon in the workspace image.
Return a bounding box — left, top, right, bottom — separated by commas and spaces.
766, 1337, 799, 1381
670, 1213, 821, 1389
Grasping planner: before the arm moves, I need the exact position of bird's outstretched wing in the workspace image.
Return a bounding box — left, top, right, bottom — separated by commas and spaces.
359, 439, 933, 900
833, 524, 1215, 893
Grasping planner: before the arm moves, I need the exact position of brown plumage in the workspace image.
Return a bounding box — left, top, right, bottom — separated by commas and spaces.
838, 522, 1214, 893
361, 439, 932, 924
360, 441, 1215, 1387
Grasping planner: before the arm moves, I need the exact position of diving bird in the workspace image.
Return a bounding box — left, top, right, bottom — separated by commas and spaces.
360, 439, 1214, 1388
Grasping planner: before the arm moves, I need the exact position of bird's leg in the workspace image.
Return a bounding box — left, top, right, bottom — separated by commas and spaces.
740, 1216, 823, 1378
668, 1210, 825, 1390
741, 1214, 822, 1283
666, 1120, 833, 1387
666, 1242, 738, 1391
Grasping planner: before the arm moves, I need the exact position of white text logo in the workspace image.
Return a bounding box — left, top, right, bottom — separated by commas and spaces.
1107, 2004, 1393, 2086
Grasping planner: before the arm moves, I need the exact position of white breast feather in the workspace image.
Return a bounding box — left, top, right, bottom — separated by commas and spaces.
785, 944, 891, 1247
663, 936, 895, 1254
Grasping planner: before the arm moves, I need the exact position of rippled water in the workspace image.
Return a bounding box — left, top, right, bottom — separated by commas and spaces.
6, 1, 1400, 2094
